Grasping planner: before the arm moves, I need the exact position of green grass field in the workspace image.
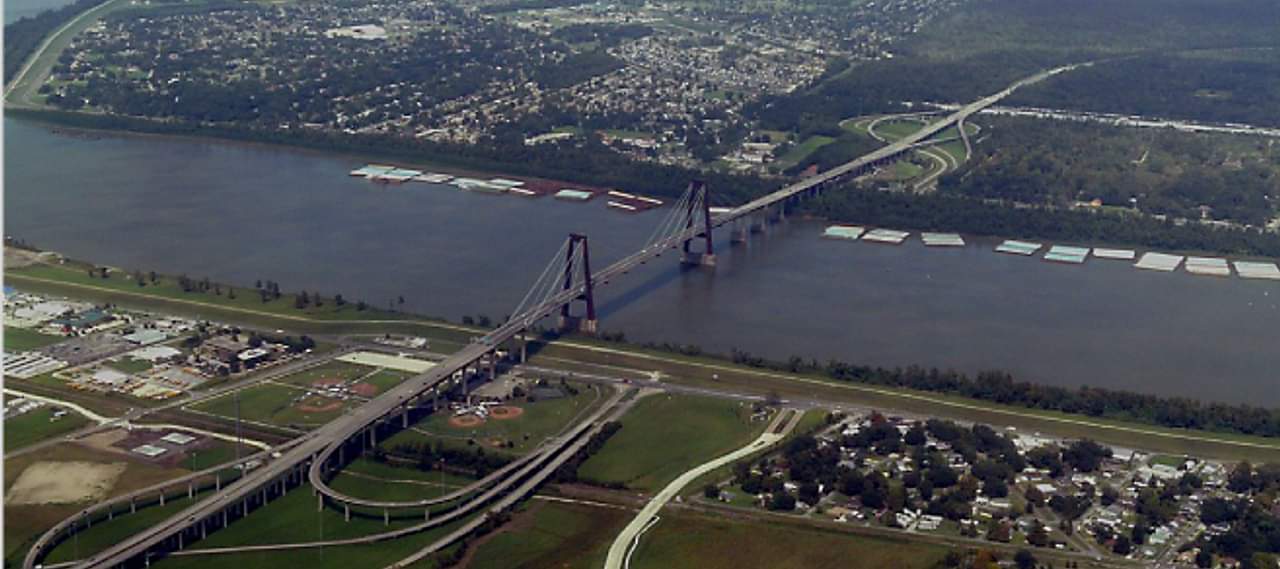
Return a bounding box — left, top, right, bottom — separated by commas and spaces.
107, 356, 153, 374
890, 160, 926, 180
468, 501, 627, 569
4, 442, 192, 566
2, 406, 90, 451
577, 393, 762, 491
273, 360, 376, 387
632, 511, 949, 569
525, 341, 1280, 463
43, 486, 220, 563
145, 483, 468, 569
3, 327, 64, 352
774, 135, 836, 169
9, 263, 412, 323
872, 119, 928, 141
362, 369, 413, 392
192, 383, 350, 428
383, 383, 602, 456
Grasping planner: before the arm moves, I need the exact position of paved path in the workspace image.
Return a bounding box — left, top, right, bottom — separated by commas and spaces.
603, 409, 803, 569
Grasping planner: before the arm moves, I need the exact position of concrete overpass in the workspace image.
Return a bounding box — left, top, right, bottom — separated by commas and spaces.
55, 63, 1078, 569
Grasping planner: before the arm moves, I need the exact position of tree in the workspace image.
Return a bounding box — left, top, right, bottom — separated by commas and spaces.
1195, 549, 1213, 568
1132, 521, 1150, 545
704, 484, 720, 500
1229, 461, 1255, 493
1113, 535, 1132, 555
1028, 523, 1050, 547
904, 424, 927, 446
1100, 484, 1119, 506
1014, 549, 1037, 569
768, 491, 796, 511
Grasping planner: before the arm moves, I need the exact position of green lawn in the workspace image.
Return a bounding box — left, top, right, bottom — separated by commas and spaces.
3, 327, 63, 352
107, 356, 153, 374
360, 369, 414, 394
872, 119, 928, 141
890, 160, 926, 180
5, 442, 193, 567
192, 383, 350, 428
577, 393, 762, 491
338, 458, 476, 488
383, 383, 601, 456
775, 135, 836, 169
44, 486, 220, 563
273, 360, 375, 387
8, 263, 411, 323
468, 501, 627, 569
632, 512, 949, 569
144, 484, 469, 569
2, 406, 90, 451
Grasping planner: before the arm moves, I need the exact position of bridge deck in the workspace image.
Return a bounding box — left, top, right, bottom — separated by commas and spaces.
68, 63, 1077, 569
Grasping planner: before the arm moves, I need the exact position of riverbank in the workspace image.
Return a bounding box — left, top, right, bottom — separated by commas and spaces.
8, 112, 622, 199
9, 249, 1280, 463
5, 108, 774, 202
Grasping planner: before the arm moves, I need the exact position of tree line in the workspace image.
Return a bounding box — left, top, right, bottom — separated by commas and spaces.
803, 185, 1280, 257
3, 0, 107, 82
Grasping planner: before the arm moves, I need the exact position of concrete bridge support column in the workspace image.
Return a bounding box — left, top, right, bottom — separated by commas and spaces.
318, 493, 324, 512
201, 519, 207, 540
178, 531, 183, 551
108, 507, 114, 521
131, 498, 137, 514
384, 509, 390, 526
344, 504, 351, 522
85, 512, 91, 528
520, 334, 527, 363
730, 220, 748, 244
488, 353, 497, 380
159, 491, 166, 506
188, 483, 194, 499
223, 509, 228, 527
402, 404, 409, 428
215, 474, 221, 491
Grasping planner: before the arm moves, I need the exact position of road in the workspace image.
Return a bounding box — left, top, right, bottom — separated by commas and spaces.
4, 0, 120, 104
62, 65, 1079, 568
603, 409, 802, 569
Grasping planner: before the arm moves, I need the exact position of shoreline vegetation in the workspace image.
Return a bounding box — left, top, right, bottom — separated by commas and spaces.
8, 247, 1280, 455
11, 108, 1280, 259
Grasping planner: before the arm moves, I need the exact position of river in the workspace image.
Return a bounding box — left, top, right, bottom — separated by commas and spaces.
5, 0, 77, 24
5, 117, 1279, 406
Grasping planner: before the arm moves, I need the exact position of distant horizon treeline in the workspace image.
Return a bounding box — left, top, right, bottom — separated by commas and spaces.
628, 339, 1280, 440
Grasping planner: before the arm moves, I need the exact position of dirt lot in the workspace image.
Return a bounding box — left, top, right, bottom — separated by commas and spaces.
6, 461, 127, 505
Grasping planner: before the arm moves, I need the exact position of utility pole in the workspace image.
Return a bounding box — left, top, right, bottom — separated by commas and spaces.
235, 389, 242, 465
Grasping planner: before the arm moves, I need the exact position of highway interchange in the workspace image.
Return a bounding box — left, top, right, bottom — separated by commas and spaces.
26, 64, 1082, 569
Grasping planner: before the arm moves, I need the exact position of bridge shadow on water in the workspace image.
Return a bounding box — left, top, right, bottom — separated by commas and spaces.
595, 262, 701, 321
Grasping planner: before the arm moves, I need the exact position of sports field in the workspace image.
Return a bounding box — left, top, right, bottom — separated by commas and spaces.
191, 383, 352, 428
383, 383, 602, 455
576, 393, 763, 491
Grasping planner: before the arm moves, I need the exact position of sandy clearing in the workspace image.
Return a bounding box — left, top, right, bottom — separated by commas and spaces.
6, 460, 127, 505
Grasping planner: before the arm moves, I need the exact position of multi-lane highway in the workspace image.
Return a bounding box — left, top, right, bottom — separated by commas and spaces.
60, 64, 1078, 569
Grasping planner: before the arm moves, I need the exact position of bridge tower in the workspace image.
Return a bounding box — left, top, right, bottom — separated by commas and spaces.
680, 181, 716, 267
558, 233, 598, 334
509, 232, 600, 335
